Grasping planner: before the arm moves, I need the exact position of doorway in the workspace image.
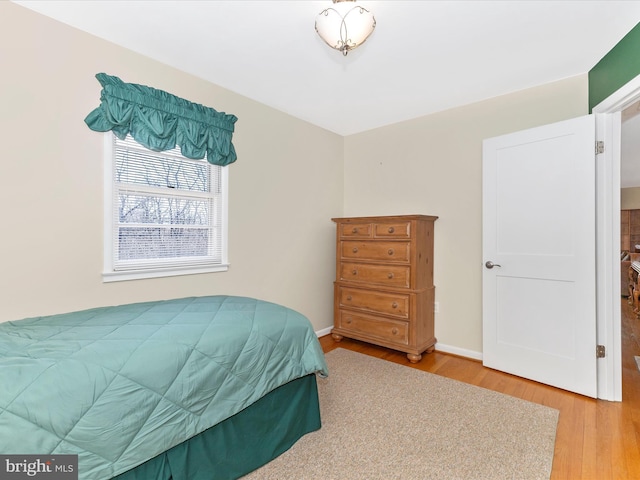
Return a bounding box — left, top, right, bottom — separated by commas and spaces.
593, 74, 640, 401
619, 101, 640, 399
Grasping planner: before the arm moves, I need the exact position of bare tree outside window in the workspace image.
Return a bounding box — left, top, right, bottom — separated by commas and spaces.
112, 135, 223, 269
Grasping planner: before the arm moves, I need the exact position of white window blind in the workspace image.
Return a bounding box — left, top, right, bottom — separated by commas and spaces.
105, 134, 227, 278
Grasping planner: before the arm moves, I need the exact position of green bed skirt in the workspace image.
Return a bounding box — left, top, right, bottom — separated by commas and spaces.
113, 374, 320, 480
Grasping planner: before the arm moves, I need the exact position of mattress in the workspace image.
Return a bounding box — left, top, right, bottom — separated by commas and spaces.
0, 295, 328, 479
115, 374, 320, 480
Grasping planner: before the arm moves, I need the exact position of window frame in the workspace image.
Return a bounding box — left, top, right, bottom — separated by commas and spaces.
102, 133, 229, 282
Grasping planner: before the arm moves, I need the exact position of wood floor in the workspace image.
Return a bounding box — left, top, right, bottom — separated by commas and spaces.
318, 298, 640, 480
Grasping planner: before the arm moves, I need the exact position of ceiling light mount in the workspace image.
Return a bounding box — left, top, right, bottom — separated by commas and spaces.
315, 0, 376, 56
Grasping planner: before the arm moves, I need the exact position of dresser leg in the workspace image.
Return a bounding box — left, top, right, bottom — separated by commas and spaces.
407, 353, 422, 363
331, 333, 344, 342
426, 345, 435, 354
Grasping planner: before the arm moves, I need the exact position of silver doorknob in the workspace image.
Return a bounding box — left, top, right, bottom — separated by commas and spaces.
485, 261, 502, 269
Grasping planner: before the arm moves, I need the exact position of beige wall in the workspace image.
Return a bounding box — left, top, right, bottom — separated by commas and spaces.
343, 75, 589, 354
621, 187, 640, 209
1, 3, 593, 356
0, 3, 344, 329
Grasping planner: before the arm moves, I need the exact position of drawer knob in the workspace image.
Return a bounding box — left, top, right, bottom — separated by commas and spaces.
388, 227, 395, 233
387, 272, 394, 279
353, 247, 359, 253
346, 295, 352, 301
352, 269, 358, 275
388, 249, 394, 256
346, 317, 352, 324
352, 227, 358, 234
391, 328, 398, 335
392, 302, 398, 309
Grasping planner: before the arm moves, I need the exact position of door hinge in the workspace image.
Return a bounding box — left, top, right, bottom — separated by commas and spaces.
596, 344, 606, 358
595, 141, 605, 155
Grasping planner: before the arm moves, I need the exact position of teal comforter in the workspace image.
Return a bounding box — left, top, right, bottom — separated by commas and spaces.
0, 296, 328, 479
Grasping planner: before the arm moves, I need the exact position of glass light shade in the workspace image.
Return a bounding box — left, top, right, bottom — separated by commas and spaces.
315, 0, 376, 56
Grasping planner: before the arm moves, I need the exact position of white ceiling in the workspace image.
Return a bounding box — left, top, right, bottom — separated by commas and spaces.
13, 1, 640, 136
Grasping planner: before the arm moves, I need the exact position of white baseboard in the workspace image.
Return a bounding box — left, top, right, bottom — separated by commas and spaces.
315, 327, 483, 362
315, 326, 333, 338
434, 342, 483, 361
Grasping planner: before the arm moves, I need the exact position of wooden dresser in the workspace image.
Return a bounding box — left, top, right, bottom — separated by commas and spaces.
331, 215, 438, 363
621, 209, 640, 252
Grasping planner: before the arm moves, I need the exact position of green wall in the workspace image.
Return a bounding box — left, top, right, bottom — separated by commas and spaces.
589, 22, 640, 110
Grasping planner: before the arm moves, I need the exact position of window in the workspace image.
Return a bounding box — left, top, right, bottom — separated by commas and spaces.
103, 133, 228, 282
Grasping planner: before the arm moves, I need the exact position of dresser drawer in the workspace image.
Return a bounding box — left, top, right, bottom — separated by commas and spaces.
338, 286, 409, 318
340, 223, 371, 238
373, 221, 411, 238
337, 310, 409, 345
340, 262, 410, 288
341, 240, 410, 262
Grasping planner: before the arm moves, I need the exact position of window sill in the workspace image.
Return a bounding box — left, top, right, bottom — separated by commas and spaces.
102, 264, 229, 283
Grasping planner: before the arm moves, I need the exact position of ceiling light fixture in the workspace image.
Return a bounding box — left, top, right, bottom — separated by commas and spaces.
315, 0, 376, 56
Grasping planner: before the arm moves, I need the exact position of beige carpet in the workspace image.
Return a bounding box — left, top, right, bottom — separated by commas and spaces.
243, 348, 559, 480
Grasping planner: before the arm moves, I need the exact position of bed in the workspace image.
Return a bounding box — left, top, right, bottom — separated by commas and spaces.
0, 295, 328, 479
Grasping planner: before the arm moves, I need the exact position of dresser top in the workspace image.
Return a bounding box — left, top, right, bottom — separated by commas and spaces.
331, 214, 438, 223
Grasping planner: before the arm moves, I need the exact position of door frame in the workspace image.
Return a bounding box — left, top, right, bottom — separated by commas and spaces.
594, 73, 640, 401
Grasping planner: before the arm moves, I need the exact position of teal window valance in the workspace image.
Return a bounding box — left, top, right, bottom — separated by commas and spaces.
84, 73, 238, 166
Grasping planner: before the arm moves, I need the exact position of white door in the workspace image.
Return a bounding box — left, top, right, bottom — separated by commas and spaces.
482, 115, 597, 398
